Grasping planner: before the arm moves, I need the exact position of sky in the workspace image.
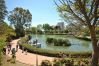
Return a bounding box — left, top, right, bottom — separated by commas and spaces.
5, 0, 62, 27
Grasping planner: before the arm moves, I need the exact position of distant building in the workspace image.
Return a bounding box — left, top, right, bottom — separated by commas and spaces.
57, 22, 65, 30
37, 24, 42, 30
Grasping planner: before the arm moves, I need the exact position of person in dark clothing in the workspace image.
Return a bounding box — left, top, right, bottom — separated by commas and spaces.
3, 47, 6, 55
22, 46, 24, 53
7, 42, 12, 53
11, 48, 16, 63
12, 48, 16, 58
9, 43, 12, 51
8, 47, 10, 54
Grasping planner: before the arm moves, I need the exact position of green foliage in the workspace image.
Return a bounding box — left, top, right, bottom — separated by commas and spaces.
46, 37, 71, 46
0, 0, 8, 65
31, 27, 37, 34
41, 60, 52, 66
53, 38, 58, 46
0, 22, 16, 42
42, 58, 91, 66
8, 7, 32, 37
43, 23, 51, 33
0, 0, 7, 22
18, 36, 29, 44
0, 22, 15, 36
46, 38, 54, 44
0, 38, 6, 65
15, 27, 25, 37
53, 59, 61, 66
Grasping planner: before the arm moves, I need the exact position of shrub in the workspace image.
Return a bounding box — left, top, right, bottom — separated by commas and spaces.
63, 39, 71, 46
46, 38, 53, 44
53, 59, 61, 66
27, 34, 32, 40
57, 39, 62, 46
41, 60, 52, 66
18, 36, 29, 44
46, 37, 71, 46
0, 39, 6, 65
53, 38, 58, 46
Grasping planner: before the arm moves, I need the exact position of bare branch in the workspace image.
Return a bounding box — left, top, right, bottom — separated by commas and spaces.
59, 0, 64, 5
93, 0, 99, 25
88, 0, 94, 18
65, 0, 87, 25
54, 0, 62, 10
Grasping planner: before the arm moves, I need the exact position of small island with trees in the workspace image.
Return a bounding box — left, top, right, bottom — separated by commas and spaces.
46, 37, 71, 46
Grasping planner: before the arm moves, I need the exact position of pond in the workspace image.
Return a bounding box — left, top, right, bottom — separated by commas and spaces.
31, 34, 92, 52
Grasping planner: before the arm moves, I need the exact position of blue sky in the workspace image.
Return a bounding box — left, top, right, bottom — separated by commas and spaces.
5, 0, 61, 27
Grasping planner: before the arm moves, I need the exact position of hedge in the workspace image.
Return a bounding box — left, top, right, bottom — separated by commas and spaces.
18, 37, 92, 58
19, 43, 91, 58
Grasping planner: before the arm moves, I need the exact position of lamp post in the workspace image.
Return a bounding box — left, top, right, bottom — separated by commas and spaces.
36, 28, 38, 66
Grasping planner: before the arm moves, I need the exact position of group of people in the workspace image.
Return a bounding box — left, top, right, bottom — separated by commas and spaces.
3, 42, 19, 59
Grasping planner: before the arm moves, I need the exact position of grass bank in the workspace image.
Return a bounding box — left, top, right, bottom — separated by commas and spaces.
75, 36, 91, 41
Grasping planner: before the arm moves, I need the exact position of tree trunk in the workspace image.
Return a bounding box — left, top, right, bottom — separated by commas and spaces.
89, 25, 99, 66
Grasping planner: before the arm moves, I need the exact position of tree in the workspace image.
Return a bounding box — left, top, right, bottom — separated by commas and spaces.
55, 0, 99, 66
0, 22, 15, 36
0, 0, 7, 23
37, 24, 43, 30
0, 0, 7, 35
8, 7, 32, 37
66, 22, 83, 35
43, 23, 51, 33
31, 27, 37, 34
54, 26, 60, 33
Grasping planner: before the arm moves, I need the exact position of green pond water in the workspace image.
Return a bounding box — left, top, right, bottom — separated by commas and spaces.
31, 34, 92, 52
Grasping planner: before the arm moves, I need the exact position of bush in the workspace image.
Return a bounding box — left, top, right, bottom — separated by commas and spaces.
0, 39, 6, 65
46, 38, 53, 44
18, 36, 29, 44
41, 58, 91, 66
53, 38, 58, 46
46, 37, 71, 46
41, 60, 52, 66
54, 58, 74, 66
57, 39, 62, 46
53, 59, 61, 66
63, 39, 71, 46
27, 34, 32, 40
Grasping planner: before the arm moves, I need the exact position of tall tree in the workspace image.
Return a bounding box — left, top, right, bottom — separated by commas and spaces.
0, 0, 7, 36
0, 0, 7, 23
55, 0, 99, 66
8, 7, 32, 37
43, 23, 51, 33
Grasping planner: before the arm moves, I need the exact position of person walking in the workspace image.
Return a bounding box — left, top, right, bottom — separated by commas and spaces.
7, 42, 12, 54
11, 48, 16, 63
25, 49, 27, 55
8, 47, 10, 54
3, 46, 6, 55
22, 46, 24, 53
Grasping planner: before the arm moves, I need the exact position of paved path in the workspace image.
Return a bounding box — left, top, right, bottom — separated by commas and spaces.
6, 39, 54, 66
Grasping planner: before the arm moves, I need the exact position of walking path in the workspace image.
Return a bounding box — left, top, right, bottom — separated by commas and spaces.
6, 39, 54, 66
